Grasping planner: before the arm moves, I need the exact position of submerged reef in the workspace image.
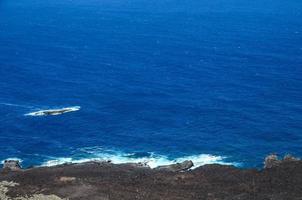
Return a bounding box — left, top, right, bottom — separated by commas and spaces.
25, 106, 80, 116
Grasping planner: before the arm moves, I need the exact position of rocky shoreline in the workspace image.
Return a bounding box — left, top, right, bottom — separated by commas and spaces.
0, 155, 302, 199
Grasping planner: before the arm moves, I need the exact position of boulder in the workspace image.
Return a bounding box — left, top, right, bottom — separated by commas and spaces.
264, 154, 300, 169
155, 160, 194, 172
264, 154, 281, 169
283, 154, 300, 162
3, 160, 22, 171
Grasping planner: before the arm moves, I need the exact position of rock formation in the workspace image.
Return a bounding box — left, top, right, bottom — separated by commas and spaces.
264, 154, 300, 169
155, 160, 194, 172
264, 154, 281, 168
25, 106, 80, 116
2, 160, 21, 171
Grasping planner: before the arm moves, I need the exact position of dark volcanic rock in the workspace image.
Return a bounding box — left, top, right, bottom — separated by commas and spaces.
283, 154, 300, 162
0, 158, 302, 200
155, 160, 194, 172
264, 154, 300, 169
264, 154, 281, 168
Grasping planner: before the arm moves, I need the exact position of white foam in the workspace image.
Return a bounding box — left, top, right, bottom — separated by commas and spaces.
43, 158, 97, 166
25, 106, 80, 116
42, 151, 238, 169
1, 158, 23, 164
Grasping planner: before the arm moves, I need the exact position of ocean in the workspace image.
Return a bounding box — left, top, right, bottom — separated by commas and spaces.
0, 0, 301, 168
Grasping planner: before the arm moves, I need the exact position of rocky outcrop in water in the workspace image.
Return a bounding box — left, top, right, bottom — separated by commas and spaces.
25, 106, 80, 116
2, 160, 21, 171
264, 154, 300, 169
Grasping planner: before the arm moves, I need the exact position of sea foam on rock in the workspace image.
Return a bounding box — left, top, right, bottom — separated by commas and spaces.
25, 106, 80, 116
2, 160, 22, 171
41, 153, 234, 169
264, 154, 300, 169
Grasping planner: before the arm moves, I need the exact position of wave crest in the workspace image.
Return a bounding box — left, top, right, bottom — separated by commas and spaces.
1, 158, 23, 164
42, 149, 238, 169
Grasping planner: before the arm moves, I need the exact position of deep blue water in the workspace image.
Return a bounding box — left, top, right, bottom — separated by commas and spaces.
0, 0, 302, 168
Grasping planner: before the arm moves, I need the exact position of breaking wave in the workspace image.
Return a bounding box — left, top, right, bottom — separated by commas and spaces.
42, 148, 239, 169
1, 158, 23, 164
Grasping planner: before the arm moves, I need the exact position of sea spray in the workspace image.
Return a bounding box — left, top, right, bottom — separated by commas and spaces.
42, 151, 239, 168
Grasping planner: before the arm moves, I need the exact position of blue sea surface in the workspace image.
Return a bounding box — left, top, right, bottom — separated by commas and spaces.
0, 0, 302, 168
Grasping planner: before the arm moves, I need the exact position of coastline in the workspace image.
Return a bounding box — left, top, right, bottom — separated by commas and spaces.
1, 152, 239, 170
0, 155, 301, 200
